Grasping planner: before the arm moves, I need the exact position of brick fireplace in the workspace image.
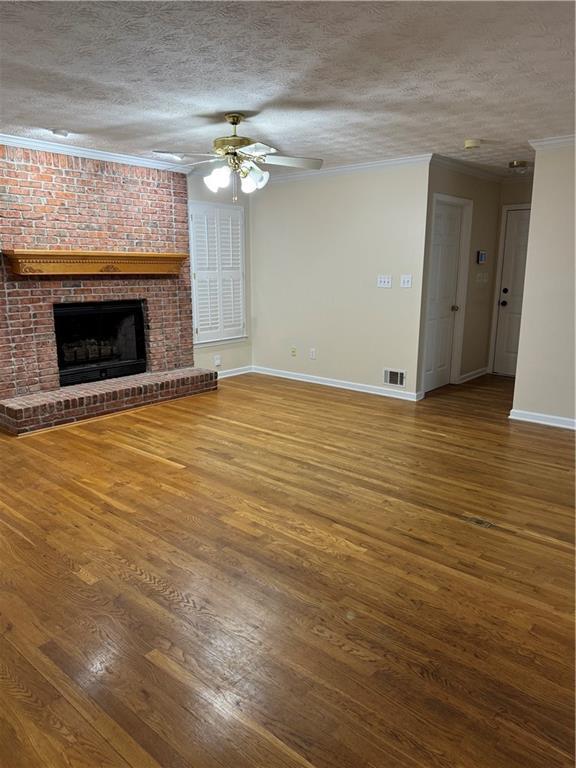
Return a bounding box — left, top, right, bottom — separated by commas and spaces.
0, 145, 216, 434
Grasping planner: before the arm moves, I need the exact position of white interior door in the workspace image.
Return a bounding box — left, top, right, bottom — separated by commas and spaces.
423, 201, 463, 393
493, 208, 530, 376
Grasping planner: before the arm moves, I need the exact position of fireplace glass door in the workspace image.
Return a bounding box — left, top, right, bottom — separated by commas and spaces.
53, 300, 147, 386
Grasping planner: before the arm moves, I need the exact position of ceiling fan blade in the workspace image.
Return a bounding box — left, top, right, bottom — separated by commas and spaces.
261, 155, 323, 170
153, 150, 217, 159
186, 158, 221, 167
240, 142, 277, 157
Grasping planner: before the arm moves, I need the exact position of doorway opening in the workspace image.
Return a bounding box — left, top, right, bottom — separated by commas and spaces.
420, 186, 532, 400
421, 194, 473, 394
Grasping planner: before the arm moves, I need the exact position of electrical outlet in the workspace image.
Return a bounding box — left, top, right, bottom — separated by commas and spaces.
290, 346, 297, 357
400, 274, 412, 288
309, 348, 317, 360
377, 274, 392, 288
213, 354, 222, 367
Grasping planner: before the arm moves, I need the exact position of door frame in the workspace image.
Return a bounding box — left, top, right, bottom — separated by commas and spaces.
488, 203, 531, 373
422, 193, 474, 391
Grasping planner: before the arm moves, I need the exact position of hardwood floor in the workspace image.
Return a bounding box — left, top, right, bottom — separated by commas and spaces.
0, 373, 573, 768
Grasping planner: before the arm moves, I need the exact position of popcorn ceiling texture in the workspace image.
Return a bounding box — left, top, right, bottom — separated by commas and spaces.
0, 146, 194, 399
0, 2, 573, 172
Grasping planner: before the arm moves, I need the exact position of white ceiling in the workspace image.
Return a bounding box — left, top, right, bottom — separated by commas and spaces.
0, 2, 573, 174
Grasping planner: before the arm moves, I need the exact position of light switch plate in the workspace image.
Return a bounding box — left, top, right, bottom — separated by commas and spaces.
400, 274, 412, 288
377, 274, 392, 288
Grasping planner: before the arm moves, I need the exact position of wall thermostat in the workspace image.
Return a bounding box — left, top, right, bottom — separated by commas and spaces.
476, 250, 487, 264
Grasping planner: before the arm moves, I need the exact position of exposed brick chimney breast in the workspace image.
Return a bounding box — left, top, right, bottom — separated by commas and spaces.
0, 145, 195, 400
0, 145, 216, 434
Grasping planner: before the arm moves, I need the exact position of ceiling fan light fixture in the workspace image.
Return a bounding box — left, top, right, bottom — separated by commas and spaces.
253, 168, 270, 190
214, 165, 232, 187
240, 174, 258, 194
203, 170, 221, 193
241, 160, 270, 190
204, 176, 221, 193
182, 113, 322, 197
204, 164, 231, 192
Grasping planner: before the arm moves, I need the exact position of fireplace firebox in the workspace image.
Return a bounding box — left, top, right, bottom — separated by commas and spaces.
53, 300, 147, 386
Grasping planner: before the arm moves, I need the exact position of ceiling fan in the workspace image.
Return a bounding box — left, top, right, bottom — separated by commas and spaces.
154, 112, 323, 197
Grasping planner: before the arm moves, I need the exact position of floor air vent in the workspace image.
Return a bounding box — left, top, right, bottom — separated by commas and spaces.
384, 368, 406, 387
463, 516, 495, 529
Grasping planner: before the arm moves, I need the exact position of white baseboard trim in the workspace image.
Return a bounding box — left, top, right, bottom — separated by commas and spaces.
216, 366, 254, 379
509, 409, 576, 430
456, 367, 488, 384
251, 366, 424, 401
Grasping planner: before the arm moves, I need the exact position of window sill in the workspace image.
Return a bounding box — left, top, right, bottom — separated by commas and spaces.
195, 336, 249, 348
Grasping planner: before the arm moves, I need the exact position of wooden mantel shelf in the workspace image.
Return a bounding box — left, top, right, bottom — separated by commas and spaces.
3, 249, 187, 276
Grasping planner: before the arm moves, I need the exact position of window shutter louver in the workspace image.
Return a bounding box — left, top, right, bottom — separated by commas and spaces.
190, 204, 245, 343
219, 208, 244, 337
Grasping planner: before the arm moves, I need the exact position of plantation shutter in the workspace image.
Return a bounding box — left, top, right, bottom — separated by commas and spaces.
190, 204, 245, 343
219, 208, 244, 338
191, 206, 220, 342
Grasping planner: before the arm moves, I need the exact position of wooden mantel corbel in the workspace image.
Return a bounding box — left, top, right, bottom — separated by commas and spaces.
3, 249, 188, 277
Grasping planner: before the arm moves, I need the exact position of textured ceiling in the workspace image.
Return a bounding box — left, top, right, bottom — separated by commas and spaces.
0, 1, 573, 175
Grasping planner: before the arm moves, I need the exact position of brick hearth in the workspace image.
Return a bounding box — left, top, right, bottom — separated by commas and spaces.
0, 145, 217, 432
0, 367, 217, 435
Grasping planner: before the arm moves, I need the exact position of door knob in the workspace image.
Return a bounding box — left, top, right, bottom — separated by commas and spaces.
450, 305, 459, 311
500, 300, 508, 307
502, 287, 509, 294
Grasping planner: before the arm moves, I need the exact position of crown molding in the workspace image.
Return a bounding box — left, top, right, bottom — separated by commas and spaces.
430, 154, 510, 181
499, 175, 534, 185
269, 153, 433, 184
0, 133, 188, 172
529, 135, 575, 151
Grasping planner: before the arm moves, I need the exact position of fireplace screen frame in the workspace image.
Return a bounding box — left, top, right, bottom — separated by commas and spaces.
53, 299, 147, 387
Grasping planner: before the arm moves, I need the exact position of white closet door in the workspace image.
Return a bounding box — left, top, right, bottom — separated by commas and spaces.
423, 201, 463, 392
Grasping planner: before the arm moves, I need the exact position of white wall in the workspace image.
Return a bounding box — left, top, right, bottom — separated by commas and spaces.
250, 160, 431, 395
187, 175, 253, 373
188, 154, 574, 429
500, 178, 533, 206
512, 142, 575, 426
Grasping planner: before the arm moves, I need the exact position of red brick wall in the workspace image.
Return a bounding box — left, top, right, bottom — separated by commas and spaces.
0, 145, 193, 398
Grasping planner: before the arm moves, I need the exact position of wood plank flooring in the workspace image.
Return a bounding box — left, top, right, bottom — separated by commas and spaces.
0, 373, 573, 768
